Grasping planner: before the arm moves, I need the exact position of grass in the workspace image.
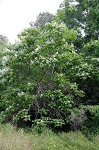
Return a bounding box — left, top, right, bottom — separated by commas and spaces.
0, 123, 99, 150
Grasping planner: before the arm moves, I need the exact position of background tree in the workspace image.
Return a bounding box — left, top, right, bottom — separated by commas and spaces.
0, 35, 9, 112
0, 35, 8, 51
80, 40, 99, 105
55, 0, 99, 48
30, 12, 54, 29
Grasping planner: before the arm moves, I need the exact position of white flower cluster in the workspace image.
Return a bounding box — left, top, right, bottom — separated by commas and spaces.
0, 67, 9, 77
18, 91, 25, 97
35, 45, 40, 52
2, 56, 9, 65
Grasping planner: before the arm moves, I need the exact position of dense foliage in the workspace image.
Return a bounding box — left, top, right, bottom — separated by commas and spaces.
0, 0, 99, 134
58, 0, 99, 39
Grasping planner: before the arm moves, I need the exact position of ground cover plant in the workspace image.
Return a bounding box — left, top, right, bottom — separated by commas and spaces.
0, 123, 99, 150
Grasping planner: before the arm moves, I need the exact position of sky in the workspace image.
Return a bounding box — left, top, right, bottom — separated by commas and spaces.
0, 0, 63, 43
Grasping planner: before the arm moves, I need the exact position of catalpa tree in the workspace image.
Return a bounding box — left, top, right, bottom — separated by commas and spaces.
1, 22, 93, 129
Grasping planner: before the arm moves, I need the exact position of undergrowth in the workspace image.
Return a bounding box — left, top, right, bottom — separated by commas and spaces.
0, 123, 99, 150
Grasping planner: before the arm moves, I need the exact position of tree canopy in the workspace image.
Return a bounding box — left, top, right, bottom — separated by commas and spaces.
30, 12, 54, 29
0, 0, 99, 134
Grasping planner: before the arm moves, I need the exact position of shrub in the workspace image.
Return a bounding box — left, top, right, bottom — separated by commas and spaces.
82, 105, 99, 136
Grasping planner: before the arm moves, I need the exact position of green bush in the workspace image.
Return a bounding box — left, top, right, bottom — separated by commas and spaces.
82, 105, 99, 136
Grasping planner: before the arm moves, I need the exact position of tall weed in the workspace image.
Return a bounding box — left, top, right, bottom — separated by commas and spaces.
0, 124, 99, 150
